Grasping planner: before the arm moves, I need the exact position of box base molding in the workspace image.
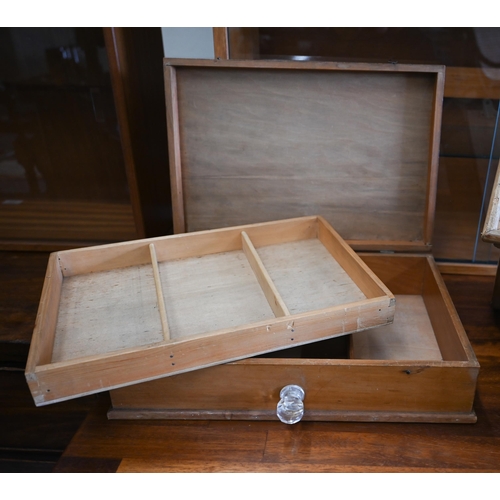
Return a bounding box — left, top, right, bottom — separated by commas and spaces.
107, 407, 477, 424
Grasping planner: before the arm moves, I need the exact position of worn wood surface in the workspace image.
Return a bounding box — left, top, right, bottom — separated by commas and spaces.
1, 250, 500, 472
26, 217, 394, 406
166, 60, 442, 249
351, 295, 442, 360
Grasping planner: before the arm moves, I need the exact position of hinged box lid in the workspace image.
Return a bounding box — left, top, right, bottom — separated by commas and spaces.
165, 59, 444, 252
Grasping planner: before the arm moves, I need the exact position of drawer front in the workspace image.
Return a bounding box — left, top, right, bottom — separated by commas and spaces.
108, 360, 478, 423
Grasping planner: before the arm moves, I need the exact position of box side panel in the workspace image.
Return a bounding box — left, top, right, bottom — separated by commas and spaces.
358, 253, 426, 295
423, 68, 444, 246
26, 253, 62, 370
109, 361, 477, 416
55, 216, 318, 276
28, 296, 393, 406
318, 218, 394, 299
422, 256, 478, 363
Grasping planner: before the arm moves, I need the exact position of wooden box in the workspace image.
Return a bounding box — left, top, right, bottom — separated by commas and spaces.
107, 59, 479, 423
25, 216, 394, 406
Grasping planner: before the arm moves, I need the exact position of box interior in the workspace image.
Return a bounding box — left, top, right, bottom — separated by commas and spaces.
259, 254, 469, 363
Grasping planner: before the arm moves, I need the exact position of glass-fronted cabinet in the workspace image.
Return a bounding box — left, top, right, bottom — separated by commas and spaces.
226, 27, 500, 265
0, 28, 137, 247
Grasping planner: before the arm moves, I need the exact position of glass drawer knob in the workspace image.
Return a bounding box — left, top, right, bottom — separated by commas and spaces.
277, 384, 305, 424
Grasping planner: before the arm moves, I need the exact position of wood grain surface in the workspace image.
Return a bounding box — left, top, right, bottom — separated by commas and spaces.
167, 62, 441, 249
26, 217, 394, 407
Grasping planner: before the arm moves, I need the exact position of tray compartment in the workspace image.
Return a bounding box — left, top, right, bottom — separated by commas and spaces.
52, 263, 163, 363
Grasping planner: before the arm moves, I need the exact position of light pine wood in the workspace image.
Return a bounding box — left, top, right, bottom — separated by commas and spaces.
29, 295, 393, 406
351, 295, 442, 361
41, 274, 497, 471
25, 216, 395, 406
165, 59, 443, 251
256, 239, 366, 314
241, 231, 290, 317
361, 253, 478, 363
149, 244, 170, 340
56, 215, 318, 277
51, 264, 164, 363
158, 249, 275, 340
25, 254, 62, 372
317, 217, 393, 299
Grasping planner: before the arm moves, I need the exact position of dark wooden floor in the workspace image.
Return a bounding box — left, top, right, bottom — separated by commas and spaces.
1, 250, 500, 473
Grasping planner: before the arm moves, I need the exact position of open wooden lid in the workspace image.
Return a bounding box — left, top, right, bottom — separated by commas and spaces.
165, 59, 444, 252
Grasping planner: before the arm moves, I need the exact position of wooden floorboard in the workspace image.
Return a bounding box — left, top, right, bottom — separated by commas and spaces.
2, 250, 500, 473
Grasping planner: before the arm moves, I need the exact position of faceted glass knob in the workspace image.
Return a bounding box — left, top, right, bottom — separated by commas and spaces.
277, 384, 305, 424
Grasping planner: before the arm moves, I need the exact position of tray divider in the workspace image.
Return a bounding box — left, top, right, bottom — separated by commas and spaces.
149, 243, 170, 340
241, 231, 290, 318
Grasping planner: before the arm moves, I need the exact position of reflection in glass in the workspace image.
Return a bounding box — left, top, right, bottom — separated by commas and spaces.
228, 27, 500, 264
0, 28, 135, 244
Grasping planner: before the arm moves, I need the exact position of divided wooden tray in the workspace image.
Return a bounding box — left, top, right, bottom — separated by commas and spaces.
25, 216, 394, 406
